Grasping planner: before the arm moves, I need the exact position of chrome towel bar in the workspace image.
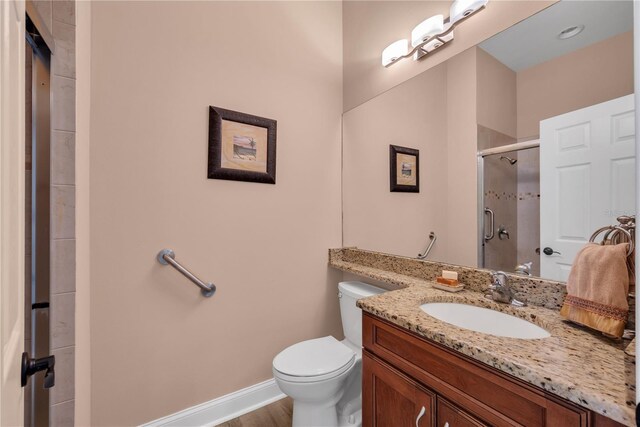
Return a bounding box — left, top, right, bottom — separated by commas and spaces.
417, 232, 437, 260
157, 249, 216, 297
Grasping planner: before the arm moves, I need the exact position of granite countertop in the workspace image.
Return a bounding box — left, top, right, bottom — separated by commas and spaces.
329, 248, 636, 426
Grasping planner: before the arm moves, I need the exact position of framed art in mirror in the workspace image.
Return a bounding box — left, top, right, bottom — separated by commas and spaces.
390, 145, 419, 193
208, 106, 277, 184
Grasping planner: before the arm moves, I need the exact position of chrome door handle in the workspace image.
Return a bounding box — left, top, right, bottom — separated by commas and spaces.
415, 406, 426, 427
484, 208, 495, 241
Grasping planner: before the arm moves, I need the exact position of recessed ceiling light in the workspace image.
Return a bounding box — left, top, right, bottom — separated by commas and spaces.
558, 25, 585, 40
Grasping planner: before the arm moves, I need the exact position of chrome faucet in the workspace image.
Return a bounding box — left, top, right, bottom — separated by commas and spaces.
514, 261, 533, 276
486, 271, 526, 307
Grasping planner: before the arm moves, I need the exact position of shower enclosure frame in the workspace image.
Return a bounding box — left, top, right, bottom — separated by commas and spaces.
477, 139, 540, 269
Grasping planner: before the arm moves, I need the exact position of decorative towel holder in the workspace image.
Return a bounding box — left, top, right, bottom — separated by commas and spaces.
589, 215, 635, 257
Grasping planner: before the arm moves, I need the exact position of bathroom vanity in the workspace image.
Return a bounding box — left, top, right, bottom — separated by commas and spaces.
329, 248, 636, 427
363, 313, 622, 426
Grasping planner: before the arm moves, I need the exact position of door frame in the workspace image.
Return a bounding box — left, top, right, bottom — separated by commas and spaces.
0, 0, 26, 425
633, 1, 640, 404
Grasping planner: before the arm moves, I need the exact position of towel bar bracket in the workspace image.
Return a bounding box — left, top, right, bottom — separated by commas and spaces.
157, 249, 216, 298
157, 249, 175, 266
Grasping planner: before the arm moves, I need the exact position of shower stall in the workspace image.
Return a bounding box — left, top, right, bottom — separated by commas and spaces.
478, 140, 540, 275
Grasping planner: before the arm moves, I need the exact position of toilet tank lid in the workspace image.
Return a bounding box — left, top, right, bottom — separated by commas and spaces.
338, 281, 385, 299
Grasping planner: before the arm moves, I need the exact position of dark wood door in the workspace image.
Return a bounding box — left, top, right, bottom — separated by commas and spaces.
436, 397, 488, 427
363, 351, 435, 427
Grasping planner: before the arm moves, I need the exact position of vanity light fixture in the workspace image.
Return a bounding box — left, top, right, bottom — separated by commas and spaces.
382, 39, 409, 67
420, 23, 454, 55
382, 0, 488, 67
450, 0, 488, 24
411, 15, 445, 48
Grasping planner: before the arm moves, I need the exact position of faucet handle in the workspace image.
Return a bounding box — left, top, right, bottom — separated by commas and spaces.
490, 271, 508, 286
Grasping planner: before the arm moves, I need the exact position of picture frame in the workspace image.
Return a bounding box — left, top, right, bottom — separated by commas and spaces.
389, 145, 419, 193
208, 106, 277, 184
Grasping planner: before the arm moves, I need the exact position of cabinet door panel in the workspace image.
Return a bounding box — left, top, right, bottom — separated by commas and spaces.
436, 397, 488, 427
364, 351, 435, 427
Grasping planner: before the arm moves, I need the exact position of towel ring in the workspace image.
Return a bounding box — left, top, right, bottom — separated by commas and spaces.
589, 225, 634, 257
603, 226, 634, 254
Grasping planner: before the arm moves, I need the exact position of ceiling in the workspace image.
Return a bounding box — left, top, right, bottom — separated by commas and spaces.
479, 0, 633, 72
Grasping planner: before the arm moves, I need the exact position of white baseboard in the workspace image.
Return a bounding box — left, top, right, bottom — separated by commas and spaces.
141, 378, 286, 427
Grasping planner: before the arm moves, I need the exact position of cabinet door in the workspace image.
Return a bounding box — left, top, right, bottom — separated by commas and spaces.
363, 352, 435, 427
436, 397, 488, 427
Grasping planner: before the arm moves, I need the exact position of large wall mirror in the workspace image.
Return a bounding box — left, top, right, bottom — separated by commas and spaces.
342, 0, 635, 283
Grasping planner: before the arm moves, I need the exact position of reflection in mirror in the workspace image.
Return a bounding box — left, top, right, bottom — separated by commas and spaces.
342, 1, 635, 282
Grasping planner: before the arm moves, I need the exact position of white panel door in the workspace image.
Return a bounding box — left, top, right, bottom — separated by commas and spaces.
540, 94, 635, 281
0, 0, 25, 425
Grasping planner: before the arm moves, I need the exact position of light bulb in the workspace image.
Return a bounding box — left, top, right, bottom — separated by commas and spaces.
411, 15, 445, 48
382, 39, 409, 67
450, 0, 488, 24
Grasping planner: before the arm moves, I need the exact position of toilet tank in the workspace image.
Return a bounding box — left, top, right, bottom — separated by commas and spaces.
338, 281, 385, 347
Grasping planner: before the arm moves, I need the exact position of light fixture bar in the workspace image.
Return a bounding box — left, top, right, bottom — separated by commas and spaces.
382, 4, 486, 68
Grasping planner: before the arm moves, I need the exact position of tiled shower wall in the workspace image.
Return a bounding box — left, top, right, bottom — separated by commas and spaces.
478, 125, 518, 272
516, 148, 541, 276
32, 1, 76, 425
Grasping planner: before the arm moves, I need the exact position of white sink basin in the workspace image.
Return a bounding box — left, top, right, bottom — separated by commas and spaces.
420, 302, 550, 339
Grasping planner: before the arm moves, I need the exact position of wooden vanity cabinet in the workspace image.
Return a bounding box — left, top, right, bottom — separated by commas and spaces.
362, 313, 625, 427
363, 352, 436, 426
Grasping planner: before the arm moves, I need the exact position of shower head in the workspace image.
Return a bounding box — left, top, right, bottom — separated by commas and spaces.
500, 156, 517, 165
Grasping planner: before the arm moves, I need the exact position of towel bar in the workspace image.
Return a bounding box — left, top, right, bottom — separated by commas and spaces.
417, 232, 437, 259
157, 249, 216, 297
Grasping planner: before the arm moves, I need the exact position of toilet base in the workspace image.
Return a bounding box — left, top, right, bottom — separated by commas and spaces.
291, 402, 361, 427
339, 408, 361, 427
292, 401, 337, 427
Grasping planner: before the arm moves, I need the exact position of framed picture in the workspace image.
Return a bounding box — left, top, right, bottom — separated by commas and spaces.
208, 106, 277, 184
389, 145, 419, 193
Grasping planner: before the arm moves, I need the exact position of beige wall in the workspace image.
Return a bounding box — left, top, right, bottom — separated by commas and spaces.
517, 30, 634, 139
477, 48, 517, 138
343, 63, 449, 259
88, 2, 343, 425
343, 47, 479, 267
342, 0, 554, 112
445, 48, 478, 267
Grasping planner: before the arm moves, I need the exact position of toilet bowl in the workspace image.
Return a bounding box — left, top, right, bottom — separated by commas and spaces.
272, 281, 385, 427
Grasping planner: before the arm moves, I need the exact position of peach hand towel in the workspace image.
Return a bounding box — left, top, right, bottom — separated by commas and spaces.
560, 242, 630, 338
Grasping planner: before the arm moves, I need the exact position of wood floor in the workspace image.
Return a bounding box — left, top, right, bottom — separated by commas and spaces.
217, 398, 293, 427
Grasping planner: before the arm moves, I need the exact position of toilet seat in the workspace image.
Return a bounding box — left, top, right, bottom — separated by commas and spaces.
273, 336, 356, 383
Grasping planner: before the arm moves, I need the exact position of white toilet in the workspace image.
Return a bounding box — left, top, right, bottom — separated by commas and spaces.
272, 281, 385, 427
